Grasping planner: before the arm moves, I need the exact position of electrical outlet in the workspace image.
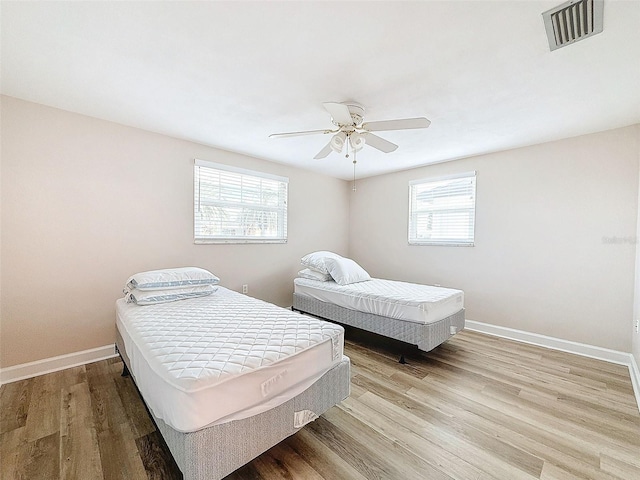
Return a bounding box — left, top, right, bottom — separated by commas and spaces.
242, 284, 248, 294
636, 318, 639, 333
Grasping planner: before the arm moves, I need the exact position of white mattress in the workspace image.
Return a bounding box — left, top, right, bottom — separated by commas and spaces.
294, 277, 464, 324
116, 287, 344, 433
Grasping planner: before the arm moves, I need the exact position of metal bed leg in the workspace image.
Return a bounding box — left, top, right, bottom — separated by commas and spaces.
121, 361, 130, 377
399, 355, 407, 364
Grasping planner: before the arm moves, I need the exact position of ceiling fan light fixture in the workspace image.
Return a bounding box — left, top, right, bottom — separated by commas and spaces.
349, 132, 365, 151
330, 131, 347, 153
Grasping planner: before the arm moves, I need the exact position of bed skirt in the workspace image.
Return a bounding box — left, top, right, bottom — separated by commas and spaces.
116, 329, 351, 480
293, 292, 465, 353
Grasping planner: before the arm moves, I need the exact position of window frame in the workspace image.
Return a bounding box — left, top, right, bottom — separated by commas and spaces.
194, 159, 288, 244
408, 171, 477, 247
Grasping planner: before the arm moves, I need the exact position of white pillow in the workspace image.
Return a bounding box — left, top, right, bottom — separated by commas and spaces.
301, 251, 343, 275
325, 257, 371, 285
125, 285, 217, 305
298, 268, 332, 282
126, 267, 219, 291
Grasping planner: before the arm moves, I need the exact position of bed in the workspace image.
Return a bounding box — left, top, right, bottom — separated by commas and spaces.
115, 284, 350, 480
292, 277, 465, 355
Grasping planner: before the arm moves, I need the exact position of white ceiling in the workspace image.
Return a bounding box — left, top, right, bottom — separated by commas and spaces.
2, 1, 639, 180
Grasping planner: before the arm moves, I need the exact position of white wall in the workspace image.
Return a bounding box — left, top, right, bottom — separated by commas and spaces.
349, 126, 640, 353
0, 96, 350, 368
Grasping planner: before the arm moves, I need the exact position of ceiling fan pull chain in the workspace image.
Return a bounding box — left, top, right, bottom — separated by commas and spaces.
352, 147, 357, 192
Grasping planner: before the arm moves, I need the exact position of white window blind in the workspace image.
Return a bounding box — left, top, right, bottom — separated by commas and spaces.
194, 159, 288, 244
408, 171, 476, 246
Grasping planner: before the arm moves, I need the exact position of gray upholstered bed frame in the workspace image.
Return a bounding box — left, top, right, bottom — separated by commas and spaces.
116, 328, 350, 480
292, 292, 465, 353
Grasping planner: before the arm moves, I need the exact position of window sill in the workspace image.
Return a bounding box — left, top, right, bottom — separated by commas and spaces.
408, 241, 474, 247
195, 239, 287, 245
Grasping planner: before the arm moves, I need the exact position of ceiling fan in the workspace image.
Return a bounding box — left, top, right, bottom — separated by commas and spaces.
269, 102, 431, 159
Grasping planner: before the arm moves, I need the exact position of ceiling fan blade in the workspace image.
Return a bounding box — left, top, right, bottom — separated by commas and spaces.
362, 133, 398, 153
313, 142, 333, 159
362, 117, 431, 132
322, 102, 354, 126
269, 129, 335, 139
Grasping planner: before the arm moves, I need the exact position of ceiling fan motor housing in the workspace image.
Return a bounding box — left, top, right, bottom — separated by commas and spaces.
343, 102, 365, 126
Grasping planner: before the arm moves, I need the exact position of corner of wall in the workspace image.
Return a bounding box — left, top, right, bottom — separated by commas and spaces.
633, 124, 640, 369
630, 354, 640, 413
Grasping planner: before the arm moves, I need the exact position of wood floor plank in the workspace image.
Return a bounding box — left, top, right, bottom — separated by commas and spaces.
263, 442, 325, 480
539, 461, 593, 480
0, 427, 27, 480
0, 378, 33, 434
600, 453, 640, 480
15, 431, 59, 480
306, 414, 407, 479
599, 442, 640, 471
58, 365, 87, 389
354, 386, 540, 480
395, 369, 602, 467
357, 370, 547, 479
282, 428, 369, 480
516, 384, 640, 437
24, 371, 62, 442
250, 452, 290, 480
402, 372, 632, 480
568, 364, 636, 393
474, 376, 640, 449
407, 368, 617, 454
60, 382, 104, 480
404, 383, 621, 480
350, 361, 413, 395
339, 395, 493, 480
224, 461, 263, 479
323, 404, 455, 480
347, 379, 368, 399
96, 422, 149, 480
87, 372, 128, 435
135, 429, 181, 480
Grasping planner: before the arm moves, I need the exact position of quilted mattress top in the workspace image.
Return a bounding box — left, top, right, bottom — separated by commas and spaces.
117, 287, 344, 393
294, 277, 464, 324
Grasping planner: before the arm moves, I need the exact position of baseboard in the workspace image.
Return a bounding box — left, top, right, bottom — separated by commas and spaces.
0, 344, 117, 385
465, 320, 639, 412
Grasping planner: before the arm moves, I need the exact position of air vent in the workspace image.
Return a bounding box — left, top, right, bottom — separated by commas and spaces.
542, 0, 604, 51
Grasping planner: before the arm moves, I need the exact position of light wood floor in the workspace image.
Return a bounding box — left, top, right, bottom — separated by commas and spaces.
2, 329, 639, 480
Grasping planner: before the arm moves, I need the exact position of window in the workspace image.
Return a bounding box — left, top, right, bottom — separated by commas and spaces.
408, 171, 476, 246
194, 159, 288, 244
